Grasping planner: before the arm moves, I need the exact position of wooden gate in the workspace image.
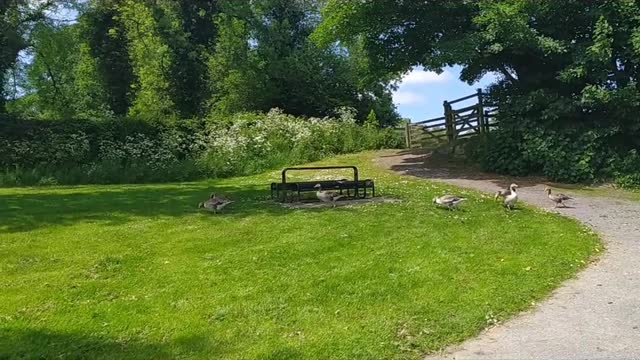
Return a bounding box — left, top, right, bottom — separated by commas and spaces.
404, 89, 497, 148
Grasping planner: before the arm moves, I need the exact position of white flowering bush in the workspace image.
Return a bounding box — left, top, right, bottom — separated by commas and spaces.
0, 112, 401, 186
196, 108, 402, 177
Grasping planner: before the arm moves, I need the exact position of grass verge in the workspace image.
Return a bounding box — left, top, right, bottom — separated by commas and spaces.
0, 152, 601, 359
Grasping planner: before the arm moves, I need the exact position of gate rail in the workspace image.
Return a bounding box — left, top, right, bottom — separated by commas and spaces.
404, 89, 497, 148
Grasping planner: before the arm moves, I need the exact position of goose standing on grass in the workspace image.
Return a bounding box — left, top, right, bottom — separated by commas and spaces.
546, 187, 572, 208
314, 184, 346, 207
198, 193, 233, 214
433, 195, 466, 211
503, 183, 519, 210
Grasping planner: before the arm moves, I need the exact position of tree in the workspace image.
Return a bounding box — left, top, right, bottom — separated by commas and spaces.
208, 13, 264, 115
77, 0, 134, 117
154, 0, 220, 118
27, 23, 79, 118
118, 0, 176, 120
1, 0, 56, 113
209, 0, 400, 125
316, 0, 640, 181
4, 0, 400, 127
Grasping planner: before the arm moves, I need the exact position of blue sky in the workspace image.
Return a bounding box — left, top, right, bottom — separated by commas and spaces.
393, 66, 498, 122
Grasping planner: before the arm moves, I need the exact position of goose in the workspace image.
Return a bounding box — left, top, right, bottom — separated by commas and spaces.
314, 183, 346, 207
494, 186, 513, 200
546, 187, 572, 208
198, 193, 233, 214
433, 195, 466, 210
503, 183, 518, 210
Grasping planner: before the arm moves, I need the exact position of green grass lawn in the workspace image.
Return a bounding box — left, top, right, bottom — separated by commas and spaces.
0, 152, 600, 360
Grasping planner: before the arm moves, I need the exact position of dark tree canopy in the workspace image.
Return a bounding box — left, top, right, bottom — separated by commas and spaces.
1, 0, 400, 126
78, 0, 133, 116
1, 0, 56, 112
316, 0, 640, 183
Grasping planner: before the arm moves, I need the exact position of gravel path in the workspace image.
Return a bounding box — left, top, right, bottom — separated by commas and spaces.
376, 150, 640, 360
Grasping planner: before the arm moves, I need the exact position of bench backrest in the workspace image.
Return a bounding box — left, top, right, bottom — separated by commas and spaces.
281, 166, 359, 184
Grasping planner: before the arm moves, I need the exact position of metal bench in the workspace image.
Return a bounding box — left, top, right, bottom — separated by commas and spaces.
270, 166, 375, 202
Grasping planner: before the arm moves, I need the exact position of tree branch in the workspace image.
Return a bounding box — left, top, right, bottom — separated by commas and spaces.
499, 64, 518, 83
36, 49, 69, 108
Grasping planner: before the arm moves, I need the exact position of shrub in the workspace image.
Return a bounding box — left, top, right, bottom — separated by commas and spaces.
0, 111, 401, 187
465, 88, 640, 186
196, 109, 401, 177
612, 150, 640, 188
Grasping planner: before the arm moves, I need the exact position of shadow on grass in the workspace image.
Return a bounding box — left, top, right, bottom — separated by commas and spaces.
0, 328, 233, 359
0, 183, 297, 234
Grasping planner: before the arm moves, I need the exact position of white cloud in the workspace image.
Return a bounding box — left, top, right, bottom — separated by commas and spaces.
400, 68, 452, 85
393, 91, 425, 105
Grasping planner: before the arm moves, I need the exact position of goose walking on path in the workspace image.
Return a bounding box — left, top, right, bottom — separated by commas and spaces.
503, 183, 519, 210
198, 193, 233, 214
314, 184, 346, 207
433, 195, 466, 211
546, 187, 572, 208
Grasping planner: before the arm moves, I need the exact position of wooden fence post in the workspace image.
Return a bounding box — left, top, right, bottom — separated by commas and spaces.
443, 101, 454, 143
476, 88, 485, 133
404, 122, 412, 149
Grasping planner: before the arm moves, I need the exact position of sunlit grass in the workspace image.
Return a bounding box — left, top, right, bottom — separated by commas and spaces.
0, 152, 601, 359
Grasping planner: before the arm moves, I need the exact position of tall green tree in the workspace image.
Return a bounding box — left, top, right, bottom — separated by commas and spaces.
118, 0, 176, 120
77, 0, 134, 117
5, 0, 400, 127
1, 0, 55, 113
162, 1, 220, 117
208, 13, 264, 115
209, 0, 400, 125
26, 23, 79, 118
77, 0, 219, 119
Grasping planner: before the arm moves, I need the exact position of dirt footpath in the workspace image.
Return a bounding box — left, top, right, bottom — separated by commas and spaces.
376, 150, 640, 360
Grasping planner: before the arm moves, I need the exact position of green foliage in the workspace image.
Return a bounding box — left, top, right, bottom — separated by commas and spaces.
73, 40, 112, 118
78, 0, 134, 116
0, 112, 401, 187
27, 23, 79, 118
612, 150, 640, 188
3, 0, 399, 125
208, 14, 262, 115
207, 0, 401, 126
159, 1, 219, 118
197, 109, 400, 177
1, 0, 56, 113
319, 0, 640, 185
118, 0, 176, 120
467, 127, 607, 183
365, 109, 379, 128
466, 87, 635, 184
